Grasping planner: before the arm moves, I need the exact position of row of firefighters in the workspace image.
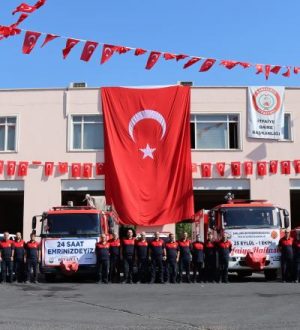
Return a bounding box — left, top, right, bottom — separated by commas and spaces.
0, 229, 300, 284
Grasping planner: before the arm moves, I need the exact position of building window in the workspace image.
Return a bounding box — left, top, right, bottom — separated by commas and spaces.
282, 113, 292, 141
190, 114, 240, 150
71, 115, 103, 150
0, 116, 17, 152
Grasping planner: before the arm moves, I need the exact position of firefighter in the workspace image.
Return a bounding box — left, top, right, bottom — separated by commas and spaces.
279, 229, 294, 282
108, 232, 121, 283
191, 234, 204, 283
178, 232, 192, 283
121, 229, 135, 284
149, 232, 165, 284
204, 231, 216, 282
13, 232, 25, 283
135, 232, 149, 283
293, 230, 300, 283
95, 234, 110, 284
0, 231, 14, 283
165, 233, 179, 283
216, 232, 232, 283
25, 232, 40, 283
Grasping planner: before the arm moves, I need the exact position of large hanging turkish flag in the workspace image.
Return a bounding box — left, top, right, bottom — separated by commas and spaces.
101, 86, 194, 226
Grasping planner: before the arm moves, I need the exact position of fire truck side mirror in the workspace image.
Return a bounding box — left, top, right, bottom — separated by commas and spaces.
283, 209, 290, 228
32, 216, 37, 230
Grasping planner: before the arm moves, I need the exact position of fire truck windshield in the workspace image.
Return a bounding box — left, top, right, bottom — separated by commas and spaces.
42, 213, 100, 236
222, 207, 279, 229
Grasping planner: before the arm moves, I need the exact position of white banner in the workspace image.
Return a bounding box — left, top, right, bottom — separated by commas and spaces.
43, 238, 98, 266
248, 86, 285, 139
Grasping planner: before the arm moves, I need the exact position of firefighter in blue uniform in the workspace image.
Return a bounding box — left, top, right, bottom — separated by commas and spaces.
279, 229, 294, 282
204, 231, 216, 282
13, 232, 25, 283
178, 232, 192, 283
25, 232, 40, 283
165, 233, 179, 283
191, 234, 205, 283
293, 230, 300, 283
95, 234, 110, 283
149, 232, 166, 284
108, 232, 121, 283
135, 232, 149, 283
216, 232, 232, 283
0, 232, 14, 283
121, 229, 135, 284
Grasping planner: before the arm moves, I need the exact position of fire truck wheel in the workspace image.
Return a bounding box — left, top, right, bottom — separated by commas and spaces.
264, 269, 277, 281
44, 274, 56, 282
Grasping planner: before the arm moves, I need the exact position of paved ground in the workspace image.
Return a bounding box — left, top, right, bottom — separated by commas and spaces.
0, 275, 300, 330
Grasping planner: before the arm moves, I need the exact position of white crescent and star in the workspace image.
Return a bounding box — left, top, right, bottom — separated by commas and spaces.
128, 109, 166, 160
28, 35, 37, 46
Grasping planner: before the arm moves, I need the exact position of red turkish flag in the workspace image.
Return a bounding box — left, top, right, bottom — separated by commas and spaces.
80, 41, 98, 62
183, 57, 201, 69
71, 163, 81, 177
62, 38, 80, 59
257, 161, 267, 176
134, 48, 147, 56
35, 0, 46, 9
201, 163, 212, 178
22, 31, 41, 54
102, 86, 194, 226
239, 62, 251, 68
294, 67, 300, 74
18, 161, 28, 177
192, 163, 198, 173
145, 51, 161, 70
256, 64, 263, 74
231, 162, 241, 176
269, 160, 278, 174
199, 58, 216, 72
220, 60, 239, 69
14, 13, 28, 26
12, 3, 35, 14
282, 67, 291, 77
163, 53, 176, 60
294, 160, 300, 174
7, 161, 16, 176
0, 160, 4, 174
264, 65, 271, 80
281, 161, 291, 174
176, 54, 188, 61
96, 162, 105, 175
101, 44, 118, 64
271, 66, 281, 74
41, 34, 59, 48
216, 162, 225, 177
116, 46, 130, 54
244, 161, 253, 175
58, 162, 68, 175
44, 162, 54, 176
83, 163, 92, 178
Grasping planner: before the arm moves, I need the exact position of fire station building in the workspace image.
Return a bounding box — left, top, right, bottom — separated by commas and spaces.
0, 85, 299, 238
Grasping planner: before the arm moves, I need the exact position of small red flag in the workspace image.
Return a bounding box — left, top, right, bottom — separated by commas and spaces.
199, 58, 216, 72
269, 160, 278, 174
12, 3, 35, 14
71, 163, 81, 177
163, 53, 176, 60
244, 161, 253, 175
176, 54, 188, 61
14, 13, 29, 26
96, 162, 105, 175
44, 162, 54, 176
231, 162, 241, 176
216, 162, 225, 177
58, 162, 68, 175
271, 66, 281, 74
145, 51, 161, 70
7, 161, 16, 176
183, 57, 201, 69
116, 46, 130, 54
255, 64, 263, 74
0, 160, 4, 174
220, 60, 239, 70
282, 67, 291, 77
41, 34, 59, 48
22, 31, 41, 54
201, 163, 212, 178
294, 160, 300, 174
101, 44, 118, 64
62, 38, 80, 59
83, 163, 92, 178
265, 65, 271, 80
35, 0, 46, 9
281, 161, 291, 174
239, 62, 251, 68
192, 163, 198, 173
134, 48, 147, 56
18, 161, 28, 177
257, 161, 267, 176
80, 41, 98, 62
294, 67, 300, 74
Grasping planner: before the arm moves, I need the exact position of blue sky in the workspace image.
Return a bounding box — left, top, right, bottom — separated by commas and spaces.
0, 0, 300, 88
